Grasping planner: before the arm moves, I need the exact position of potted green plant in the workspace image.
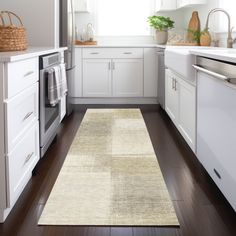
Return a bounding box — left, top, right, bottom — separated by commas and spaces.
147, 15, 175, 45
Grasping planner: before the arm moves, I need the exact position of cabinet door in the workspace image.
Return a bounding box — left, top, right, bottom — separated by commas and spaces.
112, 59, 143, 97
177, 0, 206, 8
144, 48, 158, 97
60, 95, 66, 122
74, 0, 90, 12
83, 59, 112, 97
6, 122, 39, 207
71, 48, 82, 97
177, 77, 196, 150
165, 69, 178, 123
156, 0, 177, 11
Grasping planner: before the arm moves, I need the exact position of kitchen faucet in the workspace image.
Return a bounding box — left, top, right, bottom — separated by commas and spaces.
205, 8, 235, 48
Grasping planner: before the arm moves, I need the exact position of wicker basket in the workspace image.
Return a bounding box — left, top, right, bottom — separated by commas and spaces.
0, 11, 27, 52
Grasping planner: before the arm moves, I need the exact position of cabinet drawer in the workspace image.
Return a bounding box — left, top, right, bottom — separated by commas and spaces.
5, 83, 39, 152
83, 48, 144, 59
5, 57, 39, 98
6, 122, 39, 207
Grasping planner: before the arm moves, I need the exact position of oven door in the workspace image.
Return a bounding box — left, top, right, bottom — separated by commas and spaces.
39, 68, 60, 153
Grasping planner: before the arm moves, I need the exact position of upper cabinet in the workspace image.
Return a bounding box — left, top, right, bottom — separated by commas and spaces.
156, 0, 206, 12
156, 0, 177, 12
177, 0, 206, 8
74, 0, 90, 13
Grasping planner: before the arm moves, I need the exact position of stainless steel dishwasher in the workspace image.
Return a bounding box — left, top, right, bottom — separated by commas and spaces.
157, 48, 165, 108
193, 57, 236, 211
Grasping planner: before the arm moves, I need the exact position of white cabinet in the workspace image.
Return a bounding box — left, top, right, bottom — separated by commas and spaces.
6, 123, 39, 207
82, 58, 143, 97
74, 0, 90, 12
155, 0, 206, 11
144, 48, 158, 97
83, 59, 112, 97
165, 69, 196, 151
156, 0, 177, 12
0, 57, 40, 223
73, 47, 158, 102
5, 83, 39, 153
177, 76, 196, 149
60, 95, 66, 122
73, 48, 82, 98
81, 48, 145, 98
113, 59, 143, 97
165, 69, 178, 123
177, 0, 206, 8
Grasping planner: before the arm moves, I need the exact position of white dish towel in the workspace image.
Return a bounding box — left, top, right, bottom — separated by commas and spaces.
47, 64, 68, 106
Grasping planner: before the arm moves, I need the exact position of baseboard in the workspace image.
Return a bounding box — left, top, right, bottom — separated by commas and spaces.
71, 97, 159, 105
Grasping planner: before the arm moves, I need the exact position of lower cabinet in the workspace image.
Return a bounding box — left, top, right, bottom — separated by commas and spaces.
6, 122, 39, 207
165, 69, 178, 123
74, 47, 158, 100
165, 69, 196, 152
83, 59, 112, 97
112, 59, 143, 97
82, 58, 143, 97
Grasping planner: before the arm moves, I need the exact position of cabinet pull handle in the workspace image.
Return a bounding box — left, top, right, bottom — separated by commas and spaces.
24, 71, 34, 78
22, 111, 34, 122
24, 152, 34, 165
123, 52, 132, 55
172, 78, 175, 89
214, 168, 222, 179
90, 52, 99, 55
108, 62, 111, 70
174, 79, 177, 91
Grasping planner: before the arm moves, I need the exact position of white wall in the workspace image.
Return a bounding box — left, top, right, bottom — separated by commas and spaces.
75, 0, 185, 44
182, 0, 236, 47
183, 0, 219, 31
0, 0, 59, 47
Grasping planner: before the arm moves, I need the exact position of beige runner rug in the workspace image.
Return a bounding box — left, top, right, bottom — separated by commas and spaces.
38, 109, 179, 226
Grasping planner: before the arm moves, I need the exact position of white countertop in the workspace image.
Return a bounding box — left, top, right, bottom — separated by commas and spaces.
0, 47, 67, 62
189, 48, 236, 63
75, 44, 166, 49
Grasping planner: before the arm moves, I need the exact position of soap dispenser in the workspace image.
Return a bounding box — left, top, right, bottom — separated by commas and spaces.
86, 23, 95, 42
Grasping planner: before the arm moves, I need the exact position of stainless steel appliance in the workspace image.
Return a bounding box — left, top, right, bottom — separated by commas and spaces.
193, 57, 236, 211
39, 53, 61, 157
157, 48, 165, 108
60, 0, 76, 116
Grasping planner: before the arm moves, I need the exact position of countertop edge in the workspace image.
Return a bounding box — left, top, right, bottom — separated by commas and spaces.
74, 44, 166, 49
0, 47, 67, 63
189, 50, 236, 63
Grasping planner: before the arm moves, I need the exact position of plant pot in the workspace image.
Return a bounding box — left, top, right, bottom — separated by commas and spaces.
156, 30, 168, 45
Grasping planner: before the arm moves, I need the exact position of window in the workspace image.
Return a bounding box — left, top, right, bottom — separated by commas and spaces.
95, 0, 155, 36
218, 1, 236, 32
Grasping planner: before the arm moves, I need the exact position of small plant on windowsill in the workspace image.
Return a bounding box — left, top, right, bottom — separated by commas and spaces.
147, 15, 175, 45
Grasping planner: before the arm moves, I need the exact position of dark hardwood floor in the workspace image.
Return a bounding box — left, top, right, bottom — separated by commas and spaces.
0, 105, 236, 236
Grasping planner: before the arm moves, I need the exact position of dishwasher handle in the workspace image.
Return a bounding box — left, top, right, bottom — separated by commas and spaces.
193, 64, 229, 82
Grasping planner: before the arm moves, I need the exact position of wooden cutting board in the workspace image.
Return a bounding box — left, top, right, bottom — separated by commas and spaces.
75, 40, 97, 45
187, 11, 200, 43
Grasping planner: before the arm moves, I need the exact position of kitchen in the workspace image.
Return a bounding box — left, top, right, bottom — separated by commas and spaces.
0, 0, 236, 235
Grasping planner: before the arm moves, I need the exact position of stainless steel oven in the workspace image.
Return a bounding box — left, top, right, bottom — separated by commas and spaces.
39, 53, 61, 157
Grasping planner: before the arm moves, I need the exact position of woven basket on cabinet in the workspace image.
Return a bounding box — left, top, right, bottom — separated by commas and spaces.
0, 11, 27, 52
